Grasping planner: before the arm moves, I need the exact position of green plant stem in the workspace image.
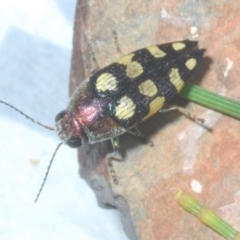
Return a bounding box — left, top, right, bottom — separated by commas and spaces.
179, 83, 240, 120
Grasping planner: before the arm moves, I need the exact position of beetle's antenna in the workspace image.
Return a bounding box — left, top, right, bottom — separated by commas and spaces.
35, 142, 64, 202
0, 100, 55, 131
0, 100, 64, 201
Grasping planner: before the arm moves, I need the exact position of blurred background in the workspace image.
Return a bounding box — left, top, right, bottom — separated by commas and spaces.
0, 0, 127, 239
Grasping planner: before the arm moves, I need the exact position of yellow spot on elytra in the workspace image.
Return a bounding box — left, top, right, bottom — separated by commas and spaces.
138, 79, 158, 97
96, 72, 118, 92
116, 53, 134, 65
185, 58, 197, 70
115, 96, 136, 119
126, 61, 143, 79
169, 68, 185, 92
172, 42, 186, 51
147, 46, 166, 58
143, 97, 165, 121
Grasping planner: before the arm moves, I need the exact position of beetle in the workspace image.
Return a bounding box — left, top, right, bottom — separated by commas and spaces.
0, 39, 205, 200
56, 40, 204, 153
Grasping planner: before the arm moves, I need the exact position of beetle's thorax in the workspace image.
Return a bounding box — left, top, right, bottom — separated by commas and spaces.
57, 79, 125, 145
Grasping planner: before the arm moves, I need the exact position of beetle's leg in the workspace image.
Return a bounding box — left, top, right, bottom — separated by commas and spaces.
160, 106, 204, 124
111, 29, 122, 55
85, 37, 100, 73
107, 137, 122, 159
107, 137, 122, 184
127, 128, 154, 146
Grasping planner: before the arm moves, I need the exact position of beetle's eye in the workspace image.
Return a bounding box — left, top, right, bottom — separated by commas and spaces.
55, 110, 66, 122
67, 136, 82, 148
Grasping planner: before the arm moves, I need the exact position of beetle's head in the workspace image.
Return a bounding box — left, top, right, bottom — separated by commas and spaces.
55, 110, 88, 148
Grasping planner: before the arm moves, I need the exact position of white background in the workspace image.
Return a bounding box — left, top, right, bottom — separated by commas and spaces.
0, 1, 127, 239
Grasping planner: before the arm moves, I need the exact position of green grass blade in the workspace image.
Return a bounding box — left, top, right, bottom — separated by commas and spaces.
176, 191, 240, 240
179, 83, 240, 120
